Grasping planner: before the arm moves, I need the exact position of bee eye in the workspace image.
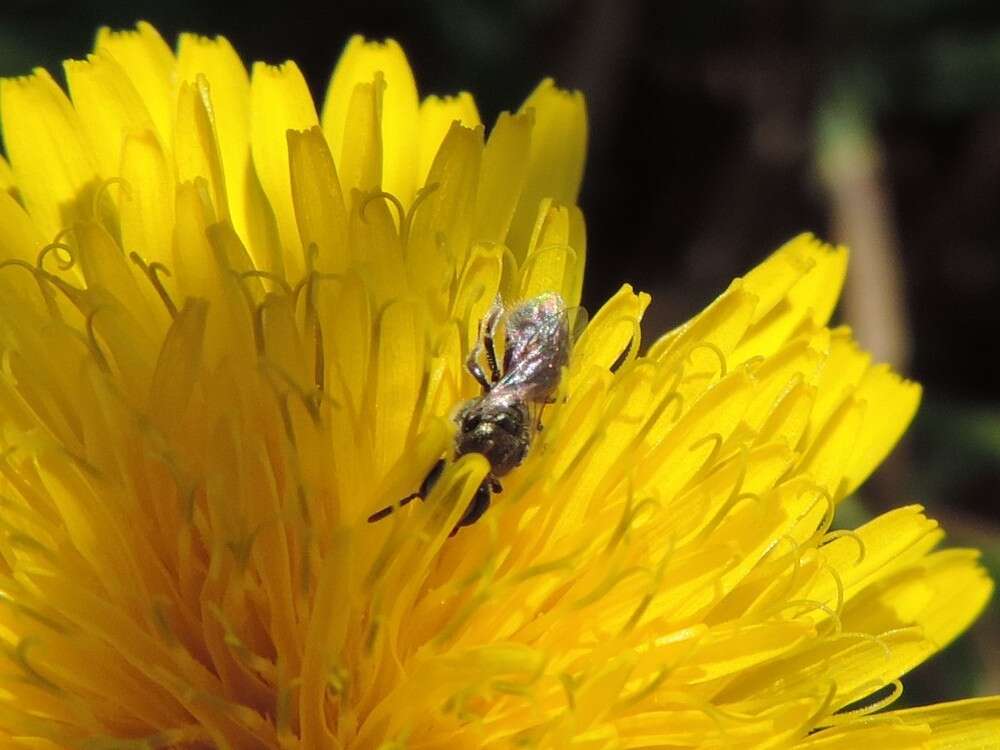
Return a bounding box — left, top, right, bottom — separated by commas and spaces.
496, 413, 518, 433
462, 413, 481, 432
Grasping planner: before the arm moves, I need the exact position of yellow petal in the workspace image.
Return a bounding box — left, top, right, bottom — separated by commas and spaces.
636, 368, 757, 499
418, 92, 481, 186
570, 283, 650, 386
0, 68, 99, 238
516, 199, 587, 306
807, 506, 943, 604
119, 128, 175, 268
407, 122, 483, 308
0, 152, 14, 192
732, 235, 849, 363
796, 393, 865, 497
796, 722, 930, 748
338, 76, 384, 199
880, 696, 1000, 749
475, 110, 532, 246
175, 77, 229, 222
843, 364, 921, 493
287, 127, 349, 274
148, 298, 207, 433
0, 187, 46, 264
518, 199, 569, 300
372, 299, 428, 476
841, 549, 993, 653
322, 36, 419, 204
507, 79, 587, 259
177, 33, 251, 244
649, 283, 758, 396
94, 22, 175, 145
64, 51, 153, 181
451, 242, 503, 352
742, 336, 826, 435
683, 621, 814, 683
76, 219, 158, 337
346, 185, 402, 303
249, 60, 319, 278
807, 327, 872, 435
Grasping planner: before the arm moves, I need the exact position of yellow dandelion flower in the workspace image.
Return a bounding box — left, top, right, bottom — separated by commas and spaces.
0, 21, 996, 749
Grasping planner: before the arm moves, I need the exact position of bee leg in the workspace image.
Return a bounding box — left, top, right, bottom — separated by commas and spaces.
483, 330, 501, 384
483, 298, 504, 383
490, 477, 503, 494
451, 480, 492, 535
465, 344, 492, 391
535, 396, 557, 432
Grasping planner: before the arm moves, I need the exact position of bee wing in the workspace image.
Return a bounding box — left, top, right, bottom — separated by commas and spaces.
497, 293, 586, 403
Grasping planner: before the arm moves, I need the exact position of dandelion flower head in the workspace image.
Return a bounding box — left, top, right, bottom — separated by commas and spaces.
0, 22, 997, 748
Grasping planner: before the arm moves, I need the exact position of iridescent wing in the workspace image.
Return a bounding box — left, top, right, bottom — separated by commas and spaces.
493, 292, 586, 403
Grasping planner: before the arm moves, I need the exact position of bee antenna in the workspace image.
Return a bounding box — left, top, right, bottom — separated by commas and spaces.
367, 492, 421, 523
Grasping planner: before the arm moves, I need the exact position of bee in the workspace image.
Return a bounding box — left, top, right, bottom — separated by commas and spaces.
368, 291, 578, 535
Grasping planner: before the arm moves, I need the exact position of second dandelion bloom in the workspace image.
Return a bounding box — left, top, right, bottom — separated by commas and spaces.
0, 22, 997, 748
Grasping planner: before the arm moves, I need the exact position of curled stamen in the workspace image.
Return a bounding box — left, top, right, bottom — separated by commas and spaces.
685, 340, 728, 378
264, 349, 339, 426
85, 306, 112, 373
835, 629, 894, 661
492, 653, 549, 696
292, 271, 345, 395
312, 309, 325, 395
12, 638, 61, 694
36, 241, 76, 272
606, 487, 662, 555
560, 673, 577, 710
689, 432, 724, 463
553, 420, 609, 486
684, 450, 754, 544
0, 259, 64, 320
819, 529, 867, 564
819, 562, 846, 634
401, 182, 441, 248
571, 564, 652, 609
750, 534, 807, 612
771, 598, 843, 632
616, 666, 669, 708
304, 240, 319, 273
129, 252, 178, 318
361, 190, 406, 230
796, 483, 836, 545
238, 269, 293, 297
598, 314, 642, 374
822, 680, 904, 726
598, 364, 655, 425
518, 242, 579, 286
0, 593, 67, 635
453, 283, 491, 344
794, 681, 839, 737
684, 432, 728, 491
291, 270, 345, 312
91, 176, 131, 219
619, 537, 675, 636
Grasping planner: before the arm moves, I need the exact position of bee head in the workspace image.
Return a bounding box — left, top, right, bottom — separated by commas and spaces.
454, 399, 530, 476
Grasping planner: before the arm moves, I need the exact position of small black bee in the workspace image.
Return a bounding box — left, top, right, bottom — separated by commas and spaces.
367, 291, 575, 534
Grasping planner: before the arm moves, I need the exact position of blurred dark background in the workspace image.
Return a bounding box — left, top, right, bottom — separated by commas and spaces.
2, 0, 999, 704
